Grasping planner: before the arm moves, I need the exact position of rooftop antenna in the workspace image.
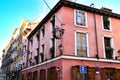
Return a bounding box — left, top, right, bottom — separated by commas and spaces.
90, 3, 94, 7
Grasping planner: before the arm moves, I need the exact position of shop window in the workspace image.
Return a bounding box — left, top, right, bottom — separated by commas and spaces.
75, 10, 87, 27
104, 37, 114, 59
76, 32, 87, 57
102, 16, 111, 30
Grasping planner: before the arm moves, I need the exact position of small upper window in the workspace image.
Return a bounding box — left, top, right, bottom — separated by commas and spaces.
102, 16, 111, 30
41, 25, 45, 37
75, 10, 87, 27
36, 31, 40, 41
30, 37, 33, 46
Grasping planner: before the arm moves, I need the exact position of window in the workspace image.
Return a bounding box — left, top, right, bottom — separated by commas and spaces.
75, 10, 87, 26
102, 16, 111, 30
29, 52, 32, 66
50, 15, 55, 29
30, 37, 33, 46
50, 38, 55, 58
36, 31, 39, 41
40, 44, 44, 62
104, 37, 114, 59
34, 48, 39, 64
76, 32, 87, 57
41, 25, 45, 37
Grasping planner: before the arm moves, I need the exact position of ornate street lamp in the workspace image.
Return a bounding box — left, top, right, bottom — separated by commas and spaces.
115, 49, 120, 59
58, 44, 63, 55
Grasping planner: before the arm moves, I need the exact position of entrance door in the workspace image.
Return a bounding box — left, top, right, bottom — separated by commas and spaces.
101, 68, 115, 80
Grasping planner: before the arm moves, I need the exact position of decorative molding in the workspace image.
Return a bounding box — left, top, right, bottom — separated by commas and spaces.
22, 55, 120, 71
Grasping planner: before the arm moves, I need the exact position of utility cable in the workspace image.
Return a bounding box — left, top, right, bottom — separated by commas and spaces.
42, 0, 63, 25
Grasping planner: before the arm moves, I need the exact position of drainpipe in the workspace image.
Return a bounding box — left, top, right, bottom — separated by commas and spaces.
26, 40, 30, 67
38, 30, 40, 63
90, 4, 99, 59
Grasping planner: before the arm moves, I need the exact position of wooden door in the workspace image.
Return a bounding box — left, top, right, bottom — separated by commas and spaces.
115, 69, 120, 80
101, 68, 115, 80
72, 66, 79, 80
33, 71, 37, 80
87, 67, 95, 80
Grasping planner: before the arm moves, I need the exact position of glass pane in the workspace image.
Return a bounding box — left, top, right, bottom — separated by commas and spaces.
103, 16, 110, 30
82, 36, 87, 50
77, 36, 81, 49
76, 32, 87, 57
76, 10, 86, 26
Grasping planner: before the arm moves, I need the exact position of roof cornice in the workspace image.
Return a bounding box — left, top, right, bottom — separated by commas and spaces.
28, 0, 120, 39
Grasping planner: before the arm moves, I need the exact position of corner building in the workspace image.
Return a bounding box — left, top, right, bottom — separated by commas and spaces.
22, 0, 120, 80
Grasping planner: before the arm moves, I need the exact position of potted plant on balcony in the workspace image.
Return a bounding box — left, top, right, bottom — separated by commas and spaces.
105, 46, 114, 53
105, 46, 114, 59
40, 52, 44, 56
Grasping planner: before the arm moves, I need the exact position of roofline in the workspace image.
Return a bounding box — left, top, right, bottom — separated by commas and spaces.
28, 0, 120, 39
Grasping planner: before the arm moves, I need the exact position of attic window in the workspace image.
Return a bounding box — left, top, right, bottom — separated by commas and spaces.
103, 16, 111, 30
75, 10, 87, 27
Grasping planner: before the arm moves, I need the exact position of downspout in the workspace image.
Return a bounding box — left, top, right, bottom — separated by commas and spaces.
26, 40, 30, 67
91, 4, 99, 59
38, 30, 40, 63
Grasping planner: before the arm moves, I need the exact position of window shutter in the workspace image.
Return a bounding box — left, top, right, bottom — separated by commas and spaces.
101, 68, 106, 80
40, 69, 46, 80
115, 69, 120, 80
33, 71, 37, 80
72, 66, 79, 80
87, 67, 95, 80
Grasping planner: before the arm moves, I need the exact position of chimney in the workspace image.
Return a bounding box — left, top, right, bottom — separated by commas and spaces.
100, 7, 112, 12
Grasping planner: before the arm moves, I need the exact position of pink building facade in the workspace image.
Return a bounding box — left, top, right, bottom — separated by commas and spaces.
22, 0, 120, 80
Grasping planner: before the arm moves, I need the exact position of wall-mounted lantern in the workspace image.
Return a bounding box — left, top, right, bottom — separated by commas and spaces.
58, 44, 63, 55
115, 49, 120, 59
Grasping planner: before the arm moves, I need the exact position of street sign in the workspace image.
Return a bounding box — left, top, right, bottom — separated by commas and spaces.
80, 66, 87, 73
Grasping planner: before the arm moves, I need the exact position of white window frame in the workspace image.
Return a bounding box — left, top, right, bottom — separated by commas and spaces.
101, 16, 112, 31
75, 30, 89, 57
74, 9, 88, 28
102, 35, 114, 59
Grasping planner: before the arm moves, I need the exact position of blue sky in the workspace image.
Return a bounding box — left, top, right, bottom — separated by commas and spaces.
0, 0, 120, 58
